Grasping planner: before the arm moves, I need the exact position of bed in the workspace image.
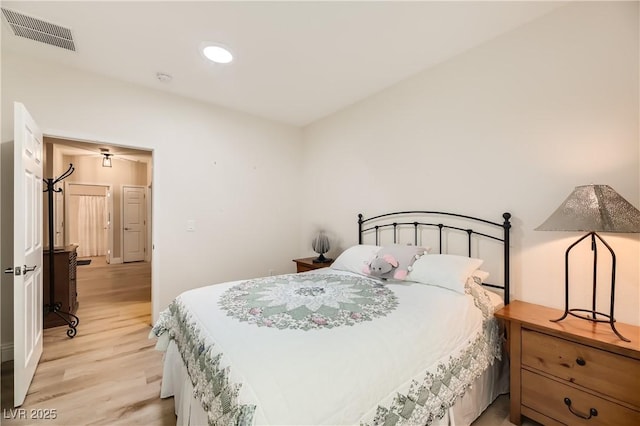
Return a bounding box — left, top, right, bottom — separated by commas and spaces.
151, 210, 512, 425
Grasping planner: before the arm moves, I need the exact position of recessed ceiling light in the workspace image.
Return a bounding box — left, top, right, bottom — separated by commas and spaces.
202, 44, 233, 64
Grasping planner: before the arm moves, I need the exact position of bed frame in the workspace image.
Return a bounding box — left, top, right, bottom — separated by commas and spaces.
358, 211, 512, 305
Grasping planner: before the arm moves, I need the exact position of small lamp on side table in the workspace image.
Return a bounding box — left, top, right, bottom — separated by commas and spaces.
311, 231, 332, 264
536, 184, 640, 342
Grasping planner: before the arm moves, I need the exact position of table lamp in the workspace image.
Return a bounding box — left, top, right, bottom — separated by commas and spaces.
536, 184, 640, 342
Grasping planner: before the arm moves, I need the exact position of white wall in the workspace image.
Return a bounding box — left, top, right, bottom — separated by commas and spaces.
300, 2, 640, 325
1, 52, 303, 347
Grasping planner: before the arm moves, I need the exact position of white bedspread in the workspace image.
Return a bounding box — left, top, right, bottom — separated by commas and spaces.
151, 269, 502, 426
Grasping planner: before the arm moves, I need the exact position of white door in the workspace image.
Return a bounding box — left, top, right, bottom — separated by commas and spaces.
12, 103, 44, 406
123, 186, 145, 262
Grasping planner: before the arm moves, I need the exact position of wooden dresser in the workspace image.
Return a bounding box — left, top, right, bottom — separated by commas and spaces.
495, 300, 640, 426
43, 245, 78, 328
292, 257, 334, 273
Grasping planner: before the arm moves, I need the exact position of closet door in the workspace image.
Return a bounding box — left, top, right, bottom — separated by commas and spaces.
123, 185, 145, 262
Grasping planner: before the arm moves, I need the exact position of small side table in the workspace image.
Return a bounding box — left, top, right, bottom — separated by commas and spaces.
293, 257, 334, 273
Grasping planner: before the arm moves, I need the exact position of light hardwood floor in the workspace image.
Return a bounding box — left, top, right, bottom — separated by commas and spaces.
1, 258, 535, 425
1, 257, 175, 425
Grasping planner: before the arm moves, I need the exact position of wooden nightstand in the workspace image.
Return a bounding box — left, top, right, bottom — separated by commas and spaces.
292, 257, 334, 273
495, 300, 640, 426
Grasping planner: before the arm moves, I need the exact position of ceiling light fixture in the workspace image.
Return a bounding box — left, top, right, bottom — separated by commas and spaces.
202, 44, 233, 64
102, 153, 112, 168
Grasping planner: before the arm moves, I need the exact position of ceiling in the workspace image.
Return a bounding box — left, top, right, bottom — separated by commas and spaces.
2, 1, 564, 127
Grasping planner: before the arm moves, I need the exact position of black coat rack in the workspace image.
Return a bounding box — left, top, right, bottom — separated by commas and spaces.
43, 163, 79, 338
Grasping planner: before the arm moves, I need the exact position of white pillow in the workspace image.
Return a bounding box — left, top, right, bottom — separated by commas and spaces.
330, 245, 381, 275
407, 254, 484, 294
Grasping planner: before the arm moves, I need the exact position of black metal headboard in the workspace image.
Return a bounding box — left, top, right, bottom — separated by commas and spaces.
358, 211, 512, 305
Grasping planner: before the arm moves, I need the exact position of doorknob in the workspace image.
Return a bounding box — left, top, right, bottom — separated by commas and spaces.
22, 265, 37, 274
4, 267, 21, 275
124, 227, 131, 230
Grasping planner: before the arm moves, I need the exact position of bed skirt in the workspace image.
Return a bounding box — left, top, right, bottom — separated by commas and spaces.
161, 340, 509, 426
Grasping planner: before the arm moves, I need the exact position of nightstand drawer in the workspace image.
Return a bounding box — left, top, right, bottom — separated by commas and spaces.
522, 329, 640, 407
522, 369, 640, 426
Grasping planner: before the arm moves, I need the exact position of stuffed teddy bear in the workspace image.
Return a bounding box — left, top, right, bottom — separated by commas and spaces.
363, 245, 427, 280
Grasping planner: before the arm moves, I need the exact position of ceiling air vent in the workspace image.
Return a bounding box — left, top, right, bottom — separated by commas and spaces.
1, 8, 75, 51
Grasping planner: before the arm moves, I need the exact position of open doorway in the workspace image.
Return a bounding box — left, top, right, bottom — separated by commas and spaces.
42, 135, 153, 329
44, 136, 152, 265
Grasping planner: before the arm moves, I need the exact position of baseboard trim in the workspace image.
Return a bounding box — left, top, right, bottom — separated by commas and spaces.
109, 257, 123, 264
1, 342, 14, 361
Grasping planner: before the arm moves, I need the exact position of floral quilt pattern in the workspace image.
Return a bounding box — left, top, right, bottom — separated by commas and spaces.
218, 273, 398, 330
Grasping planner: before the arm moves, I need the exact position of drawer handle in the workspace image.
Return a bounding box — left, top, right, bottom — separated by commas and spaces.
576, 357, 586, 366
564, 397, 598, 420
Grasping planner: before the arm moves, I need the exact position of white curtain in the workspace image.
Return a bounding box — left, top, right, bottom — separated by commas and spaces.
76, 195, 107, 257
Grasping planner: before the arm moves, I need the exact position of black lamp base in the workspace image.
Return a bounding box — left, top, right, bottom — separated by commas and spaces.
552, 308, 629, 342
552, 231, 630, 342
312, 253, 332, 264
